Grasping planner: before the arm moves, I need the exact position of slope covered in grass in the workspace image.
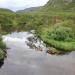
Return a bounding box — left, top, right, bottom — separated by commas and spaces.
43, 0, 75, 11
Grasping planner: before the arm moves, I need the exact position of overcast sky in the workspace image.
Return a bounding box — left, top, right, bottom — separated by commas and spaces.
0, 0, 49, 11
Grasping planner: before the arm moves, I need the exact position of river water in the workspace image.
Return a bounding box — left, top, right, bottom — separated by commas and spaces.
0, 32, 75, 75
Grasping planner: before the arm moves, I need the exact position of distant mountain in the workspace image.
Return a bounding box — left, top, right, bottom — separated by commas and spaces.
0, 8, 13, 13
44, 0, 75, 11
16, 7, 42, 13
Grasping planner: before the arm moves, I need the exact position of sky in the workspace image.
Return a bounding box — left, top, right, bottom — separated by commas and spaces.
0, 0, 49, 11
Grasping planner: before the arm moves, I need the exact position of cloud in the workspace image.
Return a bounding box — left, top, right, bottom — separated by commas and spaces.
0, 0, 49, 11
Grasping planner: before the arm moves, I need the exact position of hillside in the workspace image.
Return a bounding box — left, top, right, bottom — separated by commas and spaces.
44, 0, 75, 11
0, 8, 13, 13
16, 7, 41, 13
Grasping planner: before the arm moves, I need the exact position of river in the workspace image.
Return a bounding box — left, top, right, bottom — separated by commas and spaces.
0, 32, 75, 75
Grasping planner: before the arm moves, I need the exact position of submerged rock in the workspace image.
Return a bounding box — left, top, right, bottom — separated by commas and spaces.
46, 47, 60, 55
46, 47, 67, 55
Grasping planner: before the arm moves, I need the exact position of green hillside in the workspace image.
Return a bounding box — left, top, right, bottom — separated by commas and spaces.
43, 0, 75, 11
0, 8, 13, 13
16, 7, 41, 13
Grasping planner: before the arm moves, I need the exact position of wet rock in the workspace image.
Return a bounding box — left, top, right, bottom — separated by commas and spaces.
26, 41, 43, 51
30, 30, 35, 34
27, 36, 37, 43
46, 47, 61, 55
26, 41, 36, 49
0, 60, 4, 68
35, 46, 43, 51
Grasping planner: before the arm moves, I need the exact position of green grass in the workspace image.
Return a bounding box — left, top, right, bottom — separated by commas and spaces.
36, 23, 75, 53
0, 37, 6, 61
0, 49, 5, 60
39, 33, 75, 52
44, 39, 75, 52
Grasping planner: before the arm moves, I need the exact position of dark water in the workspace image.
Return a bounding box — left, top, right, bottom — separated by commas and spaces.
0, 32, 75, 75
0, 61, 4, 68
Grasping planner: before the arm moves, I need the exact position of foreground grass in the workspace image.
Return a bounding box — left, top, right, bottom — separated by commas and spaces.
44, 39, 75, 52
0, 37, 6, 61
39, 34, 75, 53
0, 49, 6, 60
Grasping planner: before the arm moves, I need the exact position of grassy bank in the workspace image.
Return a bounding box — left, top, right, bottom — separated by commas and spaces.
0, 36, 6, 61
36, 20, 75, 53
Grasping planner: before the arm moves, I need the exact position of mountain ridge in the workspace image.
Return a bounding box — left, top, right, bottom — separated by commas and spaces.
0, 8, 13, 13
44, 0, 75, 11
16, 7, 42, 13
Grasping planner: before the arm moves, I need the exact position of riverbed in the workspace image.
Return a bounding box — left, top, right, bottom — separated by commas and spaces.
0, 32, 75, 75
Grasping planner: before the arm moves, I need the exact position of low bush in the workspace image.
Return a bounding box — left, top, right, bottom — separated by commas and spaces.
48, 25, 75, 42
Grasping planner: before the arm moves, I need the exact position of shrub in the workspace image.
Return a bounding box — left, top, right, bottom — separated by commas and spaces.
48, 25, 75, 41
0, 49, 5, 60
0, 40, 6, 50
0, 36, 6, 60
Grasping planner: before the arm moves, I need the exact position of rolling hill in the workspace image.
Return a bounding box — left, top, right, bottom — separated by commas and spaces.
16, 7, 41, 13
0, 8, 13, 13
